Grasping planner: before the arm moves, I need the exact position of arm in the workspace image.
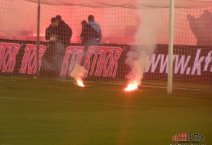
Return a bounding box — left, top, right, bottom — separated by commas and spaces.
45, 28, 50, 40
99, 27, 102, 42
80, 28, 84, 41
80, 27, 87, 41
96, 23, 102, 42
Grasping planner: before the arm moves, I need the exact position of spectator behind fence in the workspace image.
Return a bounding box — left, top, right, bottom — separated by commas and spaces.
45, 17, 58, 42
41, 17, 59, 77
80, 20, 87, 44
80, 19, 99, 65
87, 15, 102, 44
56, 15, 72, 46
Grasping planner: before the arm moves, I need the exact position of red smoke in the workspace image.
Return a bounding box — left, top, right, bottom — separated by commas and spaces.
0, 0, 209, 45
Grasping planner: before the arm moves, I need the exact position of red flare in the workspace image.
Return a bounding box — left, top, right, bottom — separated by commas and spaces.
124, 82, 138, 91
76, 79, 84, 87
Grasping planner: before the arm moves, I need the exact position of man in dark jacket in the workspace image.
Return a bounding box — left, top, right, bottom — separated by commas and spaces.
87, 15, 102, 44
45, 17, 58, 42
80, 20, 87, 44
42, 17, 59, 77
56, 15, 72, 46
80, 20, 99, 44
80, 20, 99, 65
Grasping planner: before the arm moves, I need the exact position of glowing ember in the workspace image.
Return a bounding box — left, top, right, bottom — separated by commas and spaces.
124, 82, 138, 91
76, 79, 84, 87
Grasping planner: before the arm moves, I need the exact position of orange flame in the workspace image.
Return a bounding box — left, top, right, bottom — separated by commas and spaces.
76, 79, 84, 87
124, 82, 138, 91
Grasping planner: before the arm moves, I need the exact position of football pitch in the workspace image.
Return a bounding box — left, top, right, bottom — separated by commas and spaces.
0, 78, 212, 145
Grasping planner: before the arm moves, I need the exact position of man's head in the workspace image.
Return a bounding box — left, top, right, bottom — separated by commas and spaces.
88, 15, 94, 22
81, 20, 87, 27
51, 17, 58, 27
56, 15, 62, 22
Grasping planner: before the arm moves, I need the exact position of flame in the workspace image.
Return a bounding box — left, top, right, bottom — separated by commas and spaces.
76, 79, 84, 87
124, 82, 138, 91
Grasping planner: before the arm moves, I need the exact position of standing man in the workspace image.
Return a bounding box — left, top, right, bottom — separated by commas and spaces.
80, 20, 87, 44
56, 15, 72, 46
42, 17, 59, 77
79, 15, 102, 66
45, 17, 58, 42
80, 20, 99, 44
80, 19, 99, 65
55, 15, 72, 78
87, 15, 102, 44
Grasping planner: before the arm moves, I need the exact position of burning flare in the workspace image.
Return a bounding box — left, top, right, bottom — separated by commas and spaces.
70, 64, 87, 88
124, 81, 139, 91
75, 79, 85, 87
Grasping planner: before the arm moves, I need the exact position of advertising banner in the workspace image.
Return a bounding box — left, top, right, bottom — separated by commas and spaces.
0, 40, 211, 83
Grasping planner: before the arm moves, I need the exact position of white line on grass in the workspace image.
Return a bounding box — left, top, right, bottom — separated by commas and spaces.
0, 96, 211, 110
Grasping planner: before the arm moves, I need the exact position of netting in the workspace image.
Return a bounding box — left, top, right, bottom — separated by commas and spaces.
171, 4, 212, 89
0, 0, 212, 90
0, 0, 37, 80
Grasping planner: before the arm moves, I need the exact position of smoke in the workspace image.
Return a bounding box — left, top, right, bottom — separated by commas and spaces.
70, 64, 87, 81
41, 42, 66, 78
125, 8, 164, 86
0, 0, 36, 38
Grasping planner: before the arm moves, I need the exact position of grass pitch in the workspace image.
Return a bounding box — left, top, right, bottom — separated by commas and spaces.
0, 78, 212, 145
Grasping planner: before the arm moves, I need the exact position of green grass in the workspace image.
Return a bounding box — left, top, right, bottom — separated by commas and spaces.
0, 78, 212, 145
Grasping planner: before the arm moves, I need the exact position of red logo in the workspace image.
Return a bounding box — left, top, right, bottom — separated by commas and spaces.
84, 46, 122, 78
60, 46, 84, 76
19, 44, 46, 74
0, 42, 20, 73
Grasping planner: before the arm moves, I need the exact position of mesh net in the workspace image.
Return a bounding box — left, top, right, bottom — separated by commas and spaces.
0, 0, 212, 90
